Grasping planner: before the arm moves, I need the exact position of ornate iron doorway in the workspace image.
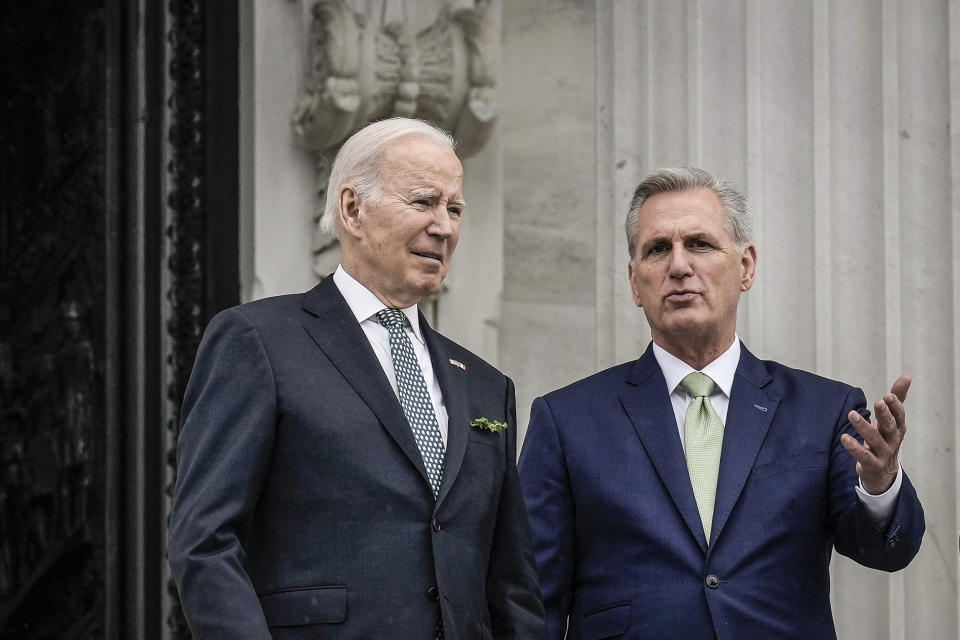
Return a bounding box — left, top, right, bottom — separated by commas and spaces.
0, 1, 238, 637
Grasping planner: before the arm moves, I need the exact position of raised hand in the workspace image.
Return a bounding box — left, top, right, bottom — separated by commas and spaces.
840, 375, 911, 495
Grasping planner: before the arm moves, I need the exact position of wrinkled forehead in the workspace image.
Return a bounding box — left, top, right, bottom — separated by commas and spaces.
637, 189, 727, 235
382, 135, 462, 175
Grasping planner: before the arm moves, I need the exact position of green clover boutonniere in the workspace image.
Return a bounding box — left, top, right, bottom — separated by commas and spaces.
470, 417, 509, 433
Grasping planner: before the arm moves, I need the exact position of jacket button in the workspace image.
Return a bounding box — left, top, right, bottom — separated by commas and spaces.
432, 517, 441, 532
426, 586, 440, 601
705, 574, 720, 589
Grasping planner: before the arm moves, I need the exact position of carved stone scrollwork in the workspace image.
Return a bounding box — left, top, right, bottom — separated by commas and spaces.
292, 0, 364, 152
292, 0, 498, 278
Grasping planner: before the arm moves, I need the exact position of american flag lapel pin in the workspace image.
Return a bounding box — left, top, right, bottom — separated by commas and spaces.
449, 359, 466, 371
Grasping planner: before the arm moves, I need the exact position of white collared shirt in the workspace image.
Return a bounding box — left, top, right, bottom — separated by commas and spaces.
653, 338, 740, 446
652, 334, 901, 524
332, 265, 448, 445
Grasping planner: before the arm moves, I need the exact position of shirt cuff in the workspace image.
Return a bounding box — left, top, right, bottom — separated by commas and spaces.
855, 464, 903, 528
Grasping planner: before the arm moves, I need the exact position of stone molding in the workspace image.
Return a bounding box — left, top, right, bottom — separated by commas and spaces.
292, 0, 497, 278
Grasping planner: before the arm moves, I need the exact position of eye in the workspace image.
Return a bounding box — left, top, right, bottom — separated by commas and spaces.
448, 206, 463, 219
647, 242, 668, 256
690, 238, 712, 250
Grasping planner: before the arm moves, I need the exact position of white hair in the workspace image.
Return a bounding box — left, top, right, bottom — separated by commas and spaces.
625, 167, 753, 259
320, 118, 456, 236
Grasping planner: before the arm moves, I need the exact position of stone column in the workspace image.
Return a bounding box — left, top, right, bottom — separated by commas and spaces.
499, 1, 959, 637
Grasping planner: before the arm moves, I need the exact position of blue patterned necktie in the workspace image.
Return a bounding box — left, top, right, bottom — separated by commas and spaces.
377, 309, 447, 639
376, 308, 446, 498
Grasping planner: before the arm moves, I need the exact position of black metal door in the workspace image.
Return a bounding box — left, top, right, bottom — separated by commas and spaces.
0, 1, 115, 636
0, 1, 238, 637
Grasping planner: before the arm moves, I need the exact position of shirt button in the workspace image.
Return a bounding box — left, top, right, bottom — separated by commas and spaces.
705, 574, 720, 589
426, 586, 440, 601
432, 517, 441, 532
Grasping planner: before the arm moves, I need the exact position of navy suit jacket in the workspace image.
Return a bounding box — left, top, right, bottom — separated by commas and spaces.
169, 278, 546, 639
518, 343, 923, 640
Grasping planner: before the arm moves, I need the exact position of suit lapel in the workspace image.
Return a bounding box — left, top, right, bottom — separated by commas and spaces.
300, 279, 431, 487
620, 345, 709, 551
709, 344, 780, 548
420, 316, 469, 510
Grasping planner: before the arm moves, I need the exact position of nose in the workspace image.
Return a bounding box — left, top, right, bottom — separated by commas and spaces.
667, 244, 693, 278
427, 206, 455, 238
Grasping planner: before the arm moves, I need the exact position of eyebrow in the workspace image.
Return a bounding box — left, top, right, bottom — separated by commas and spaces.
409, 188, 439, 200
409, 188, 466, 209
640, 230, 717, 251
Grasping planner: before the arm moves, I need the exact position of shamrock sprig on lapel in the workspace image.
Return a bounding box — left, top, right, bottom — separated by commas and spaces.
470, 417, 509, 433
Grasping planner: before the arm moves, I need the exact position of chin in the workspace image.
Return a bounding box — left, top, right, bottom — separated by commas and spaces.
662, 318, 715, 338
407, 277, 444, 300
662, 309, 705, 326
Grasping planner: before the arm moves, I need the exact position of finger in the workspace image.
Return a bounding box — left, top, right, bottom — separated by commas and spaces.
881, 391, 907, 438
873, 397, 898, 439
889, 374, 911, 403
840, 433, 877, 466
847, 409, 890, 455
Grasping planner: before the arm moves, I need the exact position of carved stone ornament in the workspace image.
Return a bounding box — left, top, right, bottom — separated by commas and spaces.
292, 0, 497, 278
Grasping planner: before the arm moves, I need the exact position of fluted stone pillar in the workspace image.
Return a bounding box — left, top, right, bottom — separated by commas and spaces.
244, 1, 959, 637
499, 1, 959, 638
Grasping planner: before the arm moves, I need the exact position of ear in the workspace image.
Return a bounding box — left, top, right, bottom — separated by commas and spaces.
739, 243, 757, 292
338, 185, 362, 239
628, 260, 643, 308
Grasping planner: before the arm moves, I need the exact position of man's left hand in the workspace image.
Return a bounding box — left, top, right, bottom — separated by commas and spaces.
840, 375, 911, 495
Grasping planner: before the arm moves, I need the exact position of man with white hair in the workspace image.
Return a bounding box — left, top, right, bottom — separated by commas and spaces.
169, 118, 546, 639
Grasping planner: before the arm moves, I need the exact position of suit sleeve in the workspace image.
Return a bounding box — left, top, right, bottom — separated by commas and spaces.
168, 308, 276, 639
829, 387, 925, 571
518, 396, 575, 640
486, 377, 548, 639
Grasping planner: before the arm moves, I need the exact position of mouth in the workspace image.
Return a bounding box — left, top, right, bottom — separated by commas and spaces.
411, 250, 443, 263
665, 291, 699, 303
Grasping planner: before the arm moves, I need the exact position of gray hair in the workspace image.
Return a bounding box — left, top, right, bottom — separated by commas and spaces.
625, 167, 753, 259
320, 117, 457, 235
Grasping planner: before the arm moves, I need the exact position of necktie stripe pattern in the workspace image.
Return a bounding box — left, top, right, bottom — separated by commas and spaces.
376, 309, 446, 498
680, 371, 724, 542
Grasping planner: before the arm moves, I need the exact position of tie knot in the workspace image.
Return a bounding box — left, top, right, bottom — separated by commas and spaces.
680, 371, 717, 399
376, 308, 408, 329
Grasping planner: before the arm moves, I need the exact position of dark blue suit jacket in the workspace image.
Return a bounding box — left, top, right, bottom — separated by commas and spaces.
518, 343, 923, 640
169, 278, 545, 639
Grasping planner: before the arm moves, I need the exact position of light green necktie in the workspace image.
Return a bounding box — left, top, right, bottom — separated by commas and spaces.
680, 372, 724, 542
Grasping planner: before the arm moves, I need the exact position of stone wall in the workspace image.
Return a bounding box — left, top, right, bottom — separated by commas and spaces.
244, 1, 960, 637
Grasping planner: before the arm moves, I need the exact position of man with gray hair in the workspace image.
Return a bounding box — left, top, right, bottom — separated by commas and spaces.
519, 167, 924, 639
169, 117, 546, 639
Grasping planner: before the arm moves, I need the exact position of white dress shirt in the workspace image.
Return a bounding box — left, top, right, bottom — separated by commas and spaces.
652, 335, 901, 525
332, 265, 448, 446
